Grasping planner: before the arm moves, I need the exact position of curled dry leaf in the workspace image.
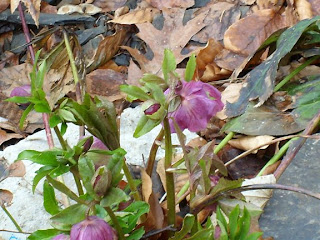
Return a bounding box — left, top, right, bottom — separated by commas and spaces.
11, 0, 41, 26
110, 8, 160, 24
224, 9, 288, 56
146, 0, 194, 10
141, 168, 152, 202
295, 0, 313, 20
0, 128, 22, 146
216, 83, 243, 120
242, 174, 276, 209
0, 189, 13, 207
57, 3, 102, 15
228, 135, 275, 153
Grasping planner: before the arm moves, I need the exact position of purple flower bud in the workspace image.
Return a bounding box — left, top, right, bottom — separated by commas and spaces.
52, 234, 70, 240
91, 136, 108, 150
10, 84, 31, 98
144, 103, 161, 115
166, 80, 224, 133
70, 216, 117, 240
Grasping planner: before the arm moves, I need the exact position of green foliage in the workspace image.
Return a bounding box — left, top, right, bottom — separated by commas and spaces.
216, 205, 263, 240
185, 54, 196, 82
27, 229, 61, 240
43, 180, 60, 215
162, 49, 177, 82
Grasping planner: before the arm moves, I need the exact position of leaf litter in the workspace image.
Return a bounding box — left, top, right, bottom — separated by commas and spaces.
1, 0, 320, 239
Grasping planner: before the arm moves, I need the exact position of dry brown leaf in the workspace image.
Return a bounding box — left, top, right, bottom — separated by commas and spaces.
86, 69, 126, 101
141, 168, 152, 202
228, 135, 275, 153
40, 1, 58, 14
57, 4, 83, 14
146, 0, 194, 10
195, 39, 231, 81
0, 0, 10, 13
192, 2, 241, 43
87, 26, 129, 73
8, 161, 26, 177
110, 8, 160, 24
0, 189, 13, 207
216, 83, 243, 120
126, 59, 143, 86
295, 0, 313, 20
0, 129, 22, 146
11, 0, 41, 26
127, 8, 208, 75
93, 0, 126, 12
215, 49, 247, 72
309, 0, 320, 15
224, 9, 288, 56
240, 0, 256, 4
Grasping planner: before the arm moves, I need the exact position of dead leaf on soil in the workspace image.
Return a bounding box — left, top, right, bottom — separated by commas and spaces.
141, 168, 152, 202
11, 0, 41, 26
110, 7, 160, 24
93, 0, 126, 12
216, 83, 243, 120
0, 129, 22, 146
126, 59, 144, 86
8, 161, 26, 177
295, 0, 313, 20
192, 2, 241, 43
146, 0, 194, 10
0, 0, 9, 13
58, 3, 102, 15
40, 1, 58, 14
86, 69, 126, 101
224, 9, 288, 56
309, 0, 320, 15
86, 26, 129, 73
126, 8, 209, 75
0, 189, 13, 207
229, 135, 275, 153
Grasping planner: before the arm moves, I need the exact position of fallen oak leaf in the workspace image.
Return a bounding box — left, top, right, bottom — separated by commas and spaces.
146, 0, 194, 10
11, 0, 41, 26
126, 8, 209, 75
110, 7, 160, 24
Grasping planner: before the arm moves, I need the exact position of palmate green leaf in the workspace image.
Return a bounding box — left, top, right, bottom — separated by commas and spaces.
27, 229, 61, 240
49, 114, 62, 128
170, 214, 195, 240
5, 96, 31, 104
139, 74, 167, 89
162, 49, 176, 82
50, 204, 87, 231
226, 16, 320, 118
43, 180, 60, 215
145, 82, 166, 105
210, 178, 243, 197
185, 54, 196, 82
100, 187, 130, 208
58, 109, 77, 122
133, 114, 161, 138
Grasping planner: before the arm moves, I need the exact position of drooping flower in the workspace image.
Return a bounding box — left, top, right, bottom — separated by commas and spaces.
10, 84, 31, 98
52, 234, 70, 240
166, 80, 223, 133
70, 216, 117, 240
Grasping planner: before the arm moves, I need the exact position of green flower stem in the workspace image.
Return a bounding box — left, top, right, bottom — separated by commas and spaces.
163, 117, 176, 229
46, 175, 87, 205
122, 160, 141, 202
105, 206, 125, 240
70, 166, 84, 196
257, 137, 298, 176
274, 55, 320, 91
54, 126, 68, 151
214, 131, 235, 154
1, 205, 22, 232
146, 128, 164, 176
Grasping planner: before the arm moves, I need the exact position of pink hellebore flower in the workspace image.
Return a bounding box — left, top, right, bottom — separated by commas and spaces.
167, 80, 223, 133
70, 216, 117, 240
10, 84, 31, 98
52, 234, 70, 240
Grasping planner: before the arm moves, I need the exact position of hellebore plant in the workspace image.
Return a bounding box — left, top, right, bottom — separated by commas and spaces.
121, 49, 224, 232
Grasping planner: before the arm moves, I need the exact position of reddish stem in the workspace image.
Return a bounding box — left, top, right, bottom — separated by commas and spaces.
17, 2, 54, 149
